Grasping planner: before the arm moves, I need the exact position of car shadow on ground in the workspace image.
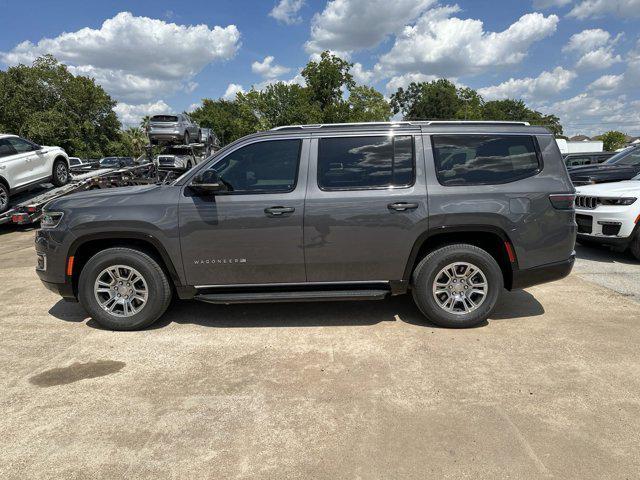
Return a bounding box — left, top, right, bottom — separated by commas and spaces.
575, 244, 640, 265
48, 289, 544, 331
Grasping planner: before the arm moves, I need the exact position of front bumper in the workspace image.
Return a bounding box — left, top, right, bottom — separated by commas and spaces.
575, 206, 637, 238
35, 229, 77, 301
511, 253, 575, 290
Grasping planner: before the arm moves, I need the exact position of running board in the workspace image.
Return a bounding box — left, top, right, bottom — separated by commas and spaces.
194, 289, 389, 304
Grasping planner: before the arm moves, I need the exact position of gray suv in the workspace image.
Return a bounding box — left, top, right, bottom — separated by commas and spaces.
148, 113, 200, 145
35, 121, 576, 330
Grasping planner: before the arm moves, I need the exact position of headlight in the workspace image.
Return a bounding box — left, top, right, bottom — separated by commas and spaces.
600, 197, 637, 206
40, 211, 64, 229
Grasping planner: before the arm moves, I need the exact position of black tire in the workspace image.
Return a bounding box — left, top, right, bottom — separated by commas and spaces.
78, 247, 172, 331
51, 159, 69, 187
186, 161, 193, 170
411, 244, 503, 328
183, 131, 190, 145
630, 232, 640, 261
0, 182, 9, 214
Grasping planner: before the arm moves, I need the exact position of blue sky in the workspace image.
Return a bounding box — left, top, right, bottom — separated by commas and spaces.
0, 0, 638, 136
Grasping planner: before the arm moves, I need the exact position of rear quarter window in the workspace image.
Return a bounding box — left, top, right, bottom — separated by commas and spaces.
432, 135, 541, 186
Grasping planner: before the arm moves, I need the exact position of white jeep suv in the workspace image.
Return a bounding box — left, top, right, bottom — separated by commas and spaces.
575, 175, 640, 259
0, 134, 70, 213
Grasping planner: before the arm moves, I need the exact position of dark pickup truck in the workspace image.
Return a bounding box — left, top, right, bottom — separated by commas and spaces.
568, 145, 640, 185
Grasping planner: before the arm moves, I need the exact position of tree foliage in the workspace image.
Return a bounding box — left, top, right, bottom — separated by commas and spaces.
597, 131, 627, 151
0, 55, 121, 157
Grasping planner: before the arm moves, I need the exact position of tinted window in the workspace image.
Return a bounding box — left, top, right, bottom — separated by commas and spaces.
207, 139, 301, 194
69, 158, 81, 166
432, 135, 540, 186
566, 155, 591, 166
151, 115, 178, 123
7, 137, 36, 153
611, 149, 640, 166
318, 136, 414, 190
0, 139, 17, 158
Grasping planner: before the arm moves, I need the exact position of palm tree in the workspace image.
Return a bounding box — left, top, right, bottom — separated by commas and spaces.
140, 115, 151, 132
121, 127, 148, 159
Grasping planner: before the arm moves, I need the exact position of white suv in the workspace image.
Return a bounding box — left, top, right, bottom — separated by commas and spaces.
575, 176, 640, 259
0, 134, 70, 213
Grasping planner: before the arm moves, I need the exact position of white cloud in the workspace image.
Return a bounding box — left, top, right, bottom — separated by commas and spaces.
222, 83, 245, 100
479, 67, 576, 101
563, 29, 612, 53
532, 0, 572, 8
563, 29, 622, 70
351, 63, 377, 84
0, 12, 241, 104
114, 100, 172, 126
575, 48, 622, 69
588, 74, 623, 93
251, 56, 291, 79
269, 0, 305, 25
305, 0, 436, 54
376, 9, 559, 78
569, 0, 640, 19
187, 103, 200, 112
385, 73, 439, 92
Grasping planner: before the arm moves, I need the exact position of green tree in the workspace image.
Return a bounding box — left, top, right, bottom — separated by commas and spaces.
0, 55, 121, 157
237, 83, 322, 129
119, 127, 148, 158
301, 51, 355, 122
190, 98, 259, 146
390, 79, 462, 120
482, 99, 563, 136
347, 86, 392, 122
598, 131, 627, 151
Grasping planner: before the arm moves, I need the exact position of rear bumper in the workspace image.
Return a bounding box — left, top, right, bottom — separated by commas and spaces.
511, 253, 575, 290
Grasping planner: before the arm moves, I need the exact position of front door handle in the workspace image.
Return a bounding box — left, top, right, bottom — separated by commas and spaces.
388, 202, 419, 212
264, 206, 295, 217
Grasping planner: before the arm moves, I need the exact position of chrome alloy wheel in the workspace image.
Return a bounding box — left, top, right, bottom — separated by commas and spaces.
432, 262, 488, 315
56, 162, 68, 183
94, 265, 148, 317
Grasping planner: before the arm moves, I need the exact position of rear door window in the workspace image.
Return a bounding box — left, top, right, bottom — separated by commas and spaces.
0, 139, 17, 158
432, 135, 540, 186
317, 135, 415, 190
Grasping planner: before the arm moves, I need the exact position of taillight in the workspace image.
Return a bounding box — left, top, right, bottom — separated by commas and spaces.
549, 194, 575, 210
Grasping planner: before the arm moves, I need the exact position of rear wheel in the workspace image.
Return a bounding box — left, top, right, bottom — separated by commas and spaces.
52, 159, 69, 187
78, 248, 172, 331
183, 131, 190, 145
411, 244, 503, 328
0, 182, 9, 213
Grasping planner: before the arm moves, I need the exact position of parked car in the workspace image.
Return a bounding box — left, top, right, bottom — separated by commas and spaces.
0, 134, 69, 213
156, 146, 197, 171
563, 151, 615, 167
568, 145, 640, 185
68, 157, 97, 173
574, 176, 640, 259
35, 121, 576, 331
147, 113, 200, 145
99, 157, 135, 169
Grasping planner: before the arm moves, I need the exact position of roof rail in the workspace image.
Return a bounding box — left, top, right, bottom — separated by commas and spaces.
271, 120, 530, 131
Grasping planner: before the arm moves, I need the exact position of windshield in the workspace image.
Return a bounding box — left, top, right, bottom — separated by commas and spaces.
100, 157, 119, 166
604, 147, 640, 165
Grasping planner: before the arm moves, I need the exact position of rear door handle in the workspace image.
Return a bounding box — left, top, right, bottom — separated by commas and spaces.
264, 206, 295, 217
388, 202, 419, 212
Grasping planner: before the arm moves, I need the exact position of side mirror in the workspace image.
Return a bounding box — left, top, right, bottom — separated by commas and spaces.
190, 171, 227, 195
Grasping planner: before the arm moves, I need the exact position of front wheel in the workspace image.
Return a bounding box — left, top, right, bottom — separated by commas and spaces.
78, 248, 172, 330
52, 159, 69, 187
411, 244, 503, 328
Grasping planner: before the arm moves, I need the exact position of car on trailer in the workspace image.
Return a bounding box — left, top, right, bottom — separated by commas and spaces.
0, 134, 70, 213
147, 113, 200, 146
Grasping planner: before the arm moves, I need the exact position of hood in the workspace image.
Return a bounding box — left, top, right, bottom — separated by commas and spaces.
576, 180, 640, 197
45, 185, 162, 210
568, 163, 631, 174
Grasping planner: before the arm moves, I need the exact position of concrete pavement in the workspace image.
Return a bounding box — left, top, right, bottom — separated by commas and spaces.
1, 226, 639, 479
